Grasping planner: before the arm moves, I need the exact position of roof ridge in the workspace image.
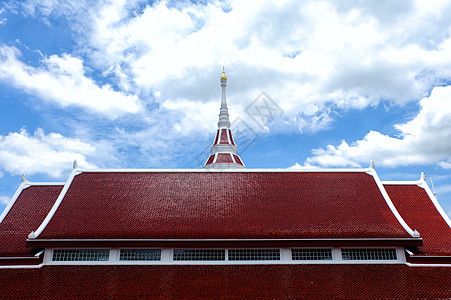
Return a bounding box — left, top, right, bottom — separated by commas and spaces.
71, 167, 374, 173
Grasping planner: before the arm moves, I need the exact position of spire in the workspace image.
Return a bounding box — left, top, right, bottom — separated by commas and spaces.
204, 68, 245, 169
218, 67, 230, 129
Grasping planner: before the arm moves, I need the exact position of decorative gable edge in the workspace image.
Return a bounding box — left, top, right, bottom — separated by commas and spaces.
0, 180, 65, 225
382, 176, 451, 230
29, 168, 81, 239
367, 168, 420, 238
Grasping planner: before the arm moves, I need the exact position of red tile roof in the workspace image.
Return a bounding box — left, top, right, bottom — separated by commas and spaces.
219, 128, 229, 144
205, 154, 215, 165
0, 264, 450, 299
37, 171, 411, 240
212, 129, 236, 146
385, 184, 451, 256
233, 154, 243, 165
216, 153, 234, 163
0, 185, 62, 257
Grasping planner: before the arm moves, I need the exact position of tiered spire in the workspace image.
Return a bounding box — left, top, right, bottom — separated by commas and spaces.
204, 68, 245, 169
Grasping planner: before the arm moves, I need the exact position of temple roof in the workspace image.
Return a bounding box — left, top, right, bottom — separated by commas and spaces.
0, 183, 63, 257
30, 170, 415, 241
385, 183, 451, 256
1, 264, 450, 299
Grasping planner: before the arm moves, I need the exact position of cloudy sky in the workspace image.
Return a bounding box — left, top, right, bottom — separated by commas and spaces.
0, 0, 451, 216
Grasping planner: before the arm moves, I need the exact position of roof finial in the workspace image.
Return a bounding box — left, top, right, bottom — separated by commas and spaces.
420, 172, 426, 181
21, 173, 27, 182
73, 160, 78, 169
220, 66, 227, 81
429, 175, 437, 198
218, 68, 230, 128
369, 160, 375, 169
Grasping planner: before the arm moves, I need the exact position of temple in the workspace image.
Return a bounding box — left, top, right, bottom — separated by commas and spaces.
0, 70, 450, 299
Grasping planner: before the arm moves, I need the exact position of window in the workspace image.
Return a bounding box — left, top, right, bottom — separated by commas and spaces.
48, 247, 403, 264
228, 249, 280, 261
292, 249, 332, 260
173, 249, 225, 261
52, 249, 109, 261
120, 249, 161, 261
341, 248, 397, 260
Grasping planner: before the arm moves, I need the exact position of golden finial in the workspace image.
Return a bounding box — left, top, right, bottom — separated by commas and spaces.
220, 66, 227, 80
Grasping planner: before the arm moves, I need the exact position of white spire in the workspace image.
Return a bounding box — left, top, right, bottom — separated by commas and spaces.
204, 68, 245, 169
218, 67, 230, 129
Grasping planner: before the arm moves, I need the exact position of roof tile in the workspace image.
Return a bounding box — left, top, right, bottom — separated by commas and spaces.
0, 264, 450, 299
0, 185, 62, 256
385, 184, 451, 255
38, 172, 410, 240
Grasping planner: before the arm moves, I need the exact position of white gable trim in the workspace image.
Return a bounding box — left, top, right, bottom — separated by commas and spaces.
74, 167, 371, 173
0, 181, 65, 225
368, 169, 418, 237
381, 180, 421, 185
417, 179, 451, 229
24, 182, 66, 186
31, 169, 80, 239
0, 264, 44, 269
28, 237, 422, 242
382, 179, 451, 230
406, 263, 451, 267
0, 182, 26, 225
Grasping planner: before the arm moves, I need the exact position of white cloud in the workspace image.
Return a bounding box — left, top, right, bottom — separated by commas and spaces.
5, 0, 451, 134
161, 98, 219, 134
0, 7, 6, 25
0, 128, 99, 178
0, 46, 142, 118
4, 0, 451, 167
0, 196, 10, 205
73, 0, 451, 133
288, 162, 320, 170
300, 85, 451, 168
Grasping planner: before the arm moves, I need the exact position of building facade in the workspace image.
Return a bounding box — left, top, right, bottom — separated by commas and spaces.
0, 71, 450, 299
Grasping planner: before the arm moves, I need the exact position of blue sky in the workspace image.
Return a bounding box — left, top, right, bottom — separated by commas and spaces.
0, 0, 451, 217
